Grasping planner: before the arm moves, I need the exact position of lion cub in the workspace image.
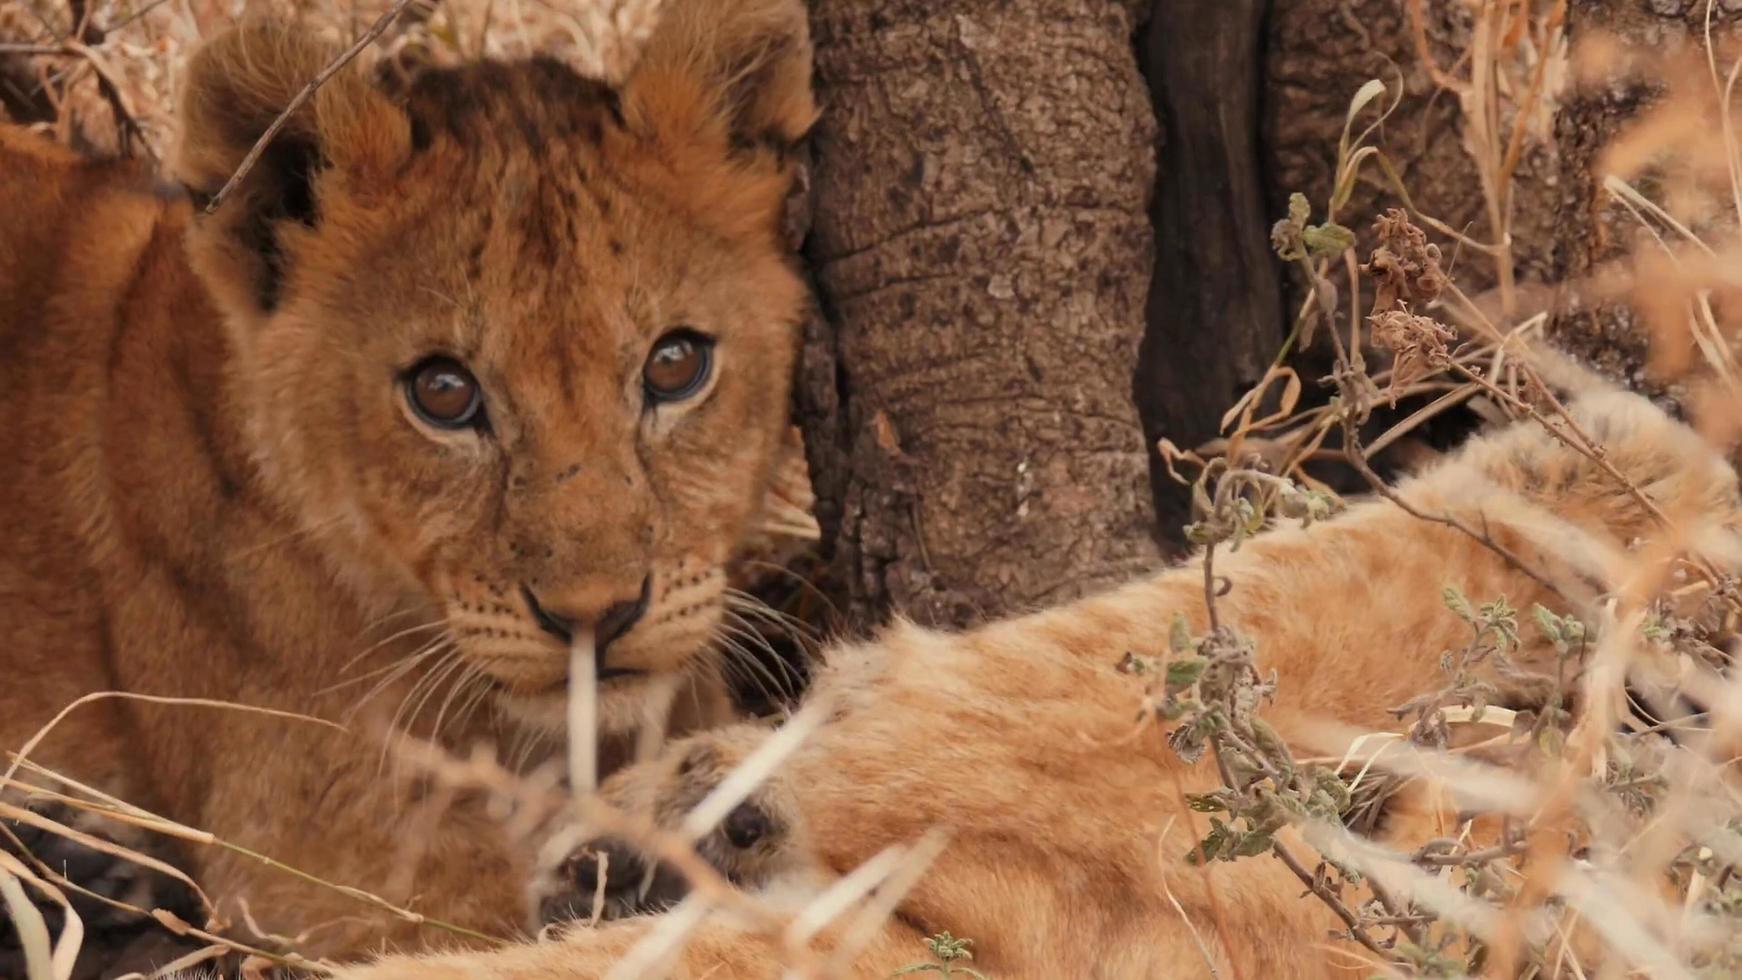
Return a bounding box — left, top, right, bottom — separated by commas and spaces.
0, 0, 814, 957
331, 387, 1742, 978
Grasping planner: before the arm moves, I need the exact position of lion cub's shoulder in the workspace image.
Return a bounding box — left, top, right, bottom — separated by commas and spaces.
0, 126, 187, 344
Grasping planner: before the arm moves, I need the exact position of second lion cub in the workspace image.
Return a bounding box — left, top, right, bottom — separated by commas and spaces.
330, 387, 1741, 978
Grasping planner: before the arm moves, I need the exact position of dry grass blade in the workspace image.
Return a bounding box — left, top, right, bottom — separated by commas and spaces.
679, 696, 831, 842
4, 751, 498, 949
782, 844, 908, 947
0, 848, 83, 980
601, 894, 713, 980
0, 861, 58, 980
818, 830, 950, 977
0, 800, 215, 913
2, 691, 344, 792
569, 628, 600, 796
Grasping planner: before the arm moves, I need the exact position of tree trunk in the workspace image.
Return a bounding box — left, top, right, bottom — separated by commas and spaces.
1136, 0, 1284, 545
1256, 0, 1735, 402
1262, 0, 1561, 306
1548, 0, 1737, 392
796, 0, 1160, 628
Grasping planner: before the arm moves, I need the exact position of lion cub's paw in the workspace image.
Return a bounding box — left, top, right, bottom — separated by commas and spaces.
530, 733, 798, 931
1, 801, 206, 974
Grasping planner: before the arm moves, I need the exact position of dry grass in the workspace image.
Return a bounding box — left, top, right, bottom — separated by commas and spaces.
1155, 2, 1742, 976
0, 0, 666, 161
5, 0, 1742, 977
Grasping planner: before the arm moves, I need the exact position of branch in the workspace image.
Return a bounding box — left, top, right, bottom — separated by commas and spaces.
203, 0, 416, 214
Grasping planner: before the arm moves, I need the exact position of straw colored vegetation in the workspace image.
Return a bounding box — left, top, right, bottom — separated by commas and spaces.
5, 0, 1742, 978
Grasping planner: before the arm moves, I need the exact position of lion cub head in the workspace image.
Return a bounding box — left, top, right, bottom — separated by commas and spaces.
170, 0, 815, 734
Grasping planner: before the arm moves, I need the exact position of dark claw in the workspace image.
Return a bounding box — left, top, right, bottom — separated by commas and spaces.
539, 837, 690, 927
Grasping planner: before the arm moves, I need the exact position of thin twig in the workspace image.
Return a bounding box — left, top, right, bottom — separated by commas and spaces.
203, 0, 417, 214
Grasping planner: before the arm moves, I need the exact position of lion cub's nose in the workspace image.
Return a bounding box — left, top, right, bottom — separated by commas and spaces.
522, 576, 651, 649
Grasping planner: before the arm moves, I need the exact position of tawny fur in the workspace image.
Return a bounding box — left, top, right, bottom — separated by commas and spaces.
329, 389, 1742, 978
0, 0, 814, 956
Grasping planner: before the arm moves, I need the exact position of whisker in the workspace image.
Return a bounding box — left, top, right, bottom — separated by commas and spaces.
711, 629, 793, 706
721, 594, 826, 675
335, 632, 452, 712
730, 559, 840, 618
336, 619, 449, 676
431, 663, 474, 740
453, 669, 498, 737
399, 652, 468, 739
722, 586, 821, 640
719, 615, 809, 692
379, 647, 464, 781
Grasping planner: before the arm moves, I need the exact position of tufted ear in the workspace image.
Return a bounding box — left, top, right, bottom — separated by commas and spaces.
173, 20, 411, 318
616, 0, 816, 231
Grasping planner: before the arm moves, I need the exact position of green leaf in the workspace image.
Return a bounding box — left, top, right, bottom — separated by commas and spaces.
1166, 658, 1207, 688
1441, 586, 1474, 623
1302, 221, 1356, 257
1232, 831, 1274, 857
1538, 726, 1565, 756
1188, 824, 1229, 864
1186, 793, 1227, 813
1531, 603, 1562, 642
1169, 613, 1194, 654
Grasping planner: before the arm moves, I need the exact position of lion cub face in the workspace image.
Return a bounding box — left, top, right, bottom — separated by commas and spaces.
172, 1, 816, 733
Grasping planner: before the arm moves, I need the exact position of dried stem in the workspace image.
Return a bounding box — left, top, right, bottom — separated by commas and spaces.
203, 0, 417, 213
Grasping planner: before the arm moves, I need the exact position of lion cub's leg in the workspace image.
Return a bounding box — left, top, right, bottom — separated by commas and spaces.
532, 725, 823, 928
329, 729, 917, 979
0, 800, 208, 977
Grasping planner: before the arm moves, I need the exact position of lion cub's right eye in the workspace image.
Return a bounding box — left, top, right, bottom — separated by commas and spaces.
405, 356, 485, 430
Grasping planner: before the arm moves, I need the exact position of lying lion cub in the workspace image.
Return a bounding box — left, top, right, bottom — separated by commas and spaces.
330, 387, 1741, 979
0, 0, 814, 957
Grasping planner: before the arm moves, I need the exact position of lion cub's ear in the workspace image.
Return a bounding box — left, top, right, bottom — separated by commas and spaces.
617, 0, 816, 233
173, 20, 411, 319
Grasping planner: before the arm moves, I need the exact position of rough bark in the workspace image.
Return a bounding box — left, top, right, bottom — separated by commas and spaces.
1548, 1, 1741, 392
797, 0, 1159, 629
1262, 0, 1561, 300
1136, 0, 1284, 546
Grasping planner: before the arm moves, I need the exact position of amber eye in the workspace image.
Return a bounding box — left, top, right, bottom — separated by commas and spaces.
643, 330, 714, 403
405, 356, 484, 429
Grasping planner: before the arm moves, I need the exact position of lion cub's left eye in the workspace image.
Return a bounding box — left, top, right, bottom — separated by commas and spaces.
643, 329, 714, 403
405, 355, 486, 430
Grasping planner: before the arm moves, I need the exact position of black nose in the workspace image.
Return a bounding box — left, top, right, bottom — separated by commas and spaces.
597, 578, 651, 647
523, 576, 651, 651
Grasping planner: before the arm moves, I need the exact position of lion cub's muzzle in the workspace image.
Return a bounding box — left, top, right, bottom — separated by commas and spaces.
520, 575, 651, 680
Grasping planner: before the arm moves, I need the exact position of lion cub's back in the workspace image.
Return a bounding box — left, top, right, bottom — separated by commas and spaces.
0, 126, 183, 351
0, 127, 195, 758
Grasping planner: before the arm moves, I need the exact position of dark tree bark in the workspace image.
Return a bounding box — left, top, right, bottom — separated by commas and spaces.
1255, 0, 1736, 400
1262, 0, 1561, 301
1547, 0, 1739, 391
1136, 0, 1284, 545
796, 0, 1159, 628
